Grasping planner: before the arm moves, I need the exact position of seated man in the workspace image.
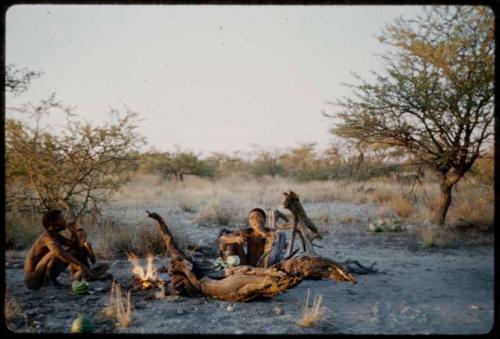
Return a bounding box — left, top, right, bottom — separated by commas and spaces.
217, 208, 286, 268
23, 209, 106, 289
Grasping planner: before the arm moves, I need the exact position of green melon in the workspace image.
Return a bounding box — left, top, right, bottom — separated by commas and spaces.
70, 315, 94, 333
72, 280, 89, 295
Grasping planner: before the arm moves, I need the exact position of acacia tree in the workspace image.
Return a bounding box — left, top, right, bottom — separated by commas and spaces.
6, 95, 144, 216
5, 64, 42, 95
328, 6, 494, 225
281, 143, 331, 181
153, 149, 209, 181
251, 148, 285, 178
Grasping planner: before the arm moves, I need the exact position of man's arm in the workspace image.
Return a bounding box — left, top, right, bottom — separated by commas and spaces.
83, 241, 96, 264
43, 235, 94, 276
54, 233, 77, 249
218, 229, 252, 245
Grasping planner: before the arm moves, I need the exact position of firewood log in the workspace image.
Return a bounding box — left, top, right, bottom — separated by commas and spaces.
199, 266, 301, 302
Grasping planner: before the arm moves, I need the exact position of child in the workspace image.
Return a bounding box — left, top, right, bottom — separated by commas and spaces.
67, 222, 109, 282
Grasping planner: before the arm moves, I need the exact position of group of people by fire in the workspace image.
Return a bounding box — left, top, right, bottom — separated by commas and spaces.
24, 207, 282, 289
23, 191, 361, 302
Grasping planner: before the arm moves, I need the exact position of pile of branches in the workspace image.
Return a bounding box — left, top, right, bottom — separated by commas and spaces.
145, 190, 376, 302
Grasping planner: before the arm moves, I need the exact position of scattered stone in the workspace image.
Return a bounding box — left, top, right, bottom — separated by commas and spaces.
274, 306, 284, 315
226, 305, 235, 312
471, 305, 480, 310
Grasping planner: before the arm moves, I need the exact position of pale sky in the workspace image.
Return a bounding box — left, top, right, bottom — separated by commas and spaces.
6, 5, 426, 156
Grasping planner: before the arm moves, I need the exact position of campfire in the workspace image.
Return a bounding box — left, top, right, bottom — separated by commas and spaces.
127, 252, 160, 290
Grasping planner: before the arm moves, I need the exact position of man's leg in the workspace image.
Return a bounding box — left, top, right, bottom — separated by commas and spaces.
46, 256, 69, 285
69, 264, 84, 282
67, 248, 89, 282
24, 252, 58, 289
69, 264, 110, 282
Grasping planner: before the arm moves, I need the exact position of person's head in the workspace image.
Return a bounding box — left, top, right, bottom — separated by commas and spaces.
76, 228, 88, 243
42, 209, 67, 232
248, 208, 266, 230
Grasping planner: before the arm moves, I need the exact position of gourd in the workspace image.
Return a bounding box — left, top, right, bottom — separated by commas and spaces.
70, 315, 94, 333
226, 255, 240, 267
72, 280, 89, 295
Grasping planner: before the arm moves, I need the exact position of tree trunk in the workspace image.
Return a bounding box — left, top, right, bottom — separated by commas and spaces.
434, 181, 453, 226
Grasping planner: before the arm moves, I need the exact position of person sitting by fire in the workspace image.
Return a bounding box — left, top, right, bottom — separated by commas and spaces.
215, 208, 286, 269
66, 221, 110, 282
24, 209, 109, 290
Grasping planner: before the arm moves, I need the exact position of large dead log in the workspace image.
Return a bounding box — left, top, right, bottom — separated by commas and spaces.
283, 191, 321, 257
199, 255, 355, 301
283, 191, 321, 239
200, 266, 302, 302
274, 255, 356, 283
147, 209, 357, 302
146, 211, 201, 295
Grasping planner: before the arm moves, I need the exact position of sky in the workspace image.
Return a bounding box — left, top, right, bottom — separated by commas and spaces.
6, 5, 427, 157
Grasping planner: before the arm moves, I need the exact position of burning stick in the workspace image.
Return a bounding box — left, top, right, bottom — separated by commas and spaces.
126, 252, 159, 290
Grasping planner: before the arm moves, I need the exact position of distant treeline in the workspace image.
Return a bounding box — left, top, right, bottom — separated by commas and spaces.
126, 144, 401, 182
124, 143, 492, 185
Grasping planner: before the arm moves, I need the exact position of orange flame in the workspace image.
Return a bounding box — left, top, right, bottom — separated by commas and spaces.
126, 252, 157, 288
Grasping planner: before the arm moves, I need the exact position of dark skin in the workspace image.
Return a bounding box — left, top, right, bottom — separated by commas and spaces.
24, 213, 97, 289
217, 232, 248, 265
67, 225, 110, 282
217, 210, 275, 268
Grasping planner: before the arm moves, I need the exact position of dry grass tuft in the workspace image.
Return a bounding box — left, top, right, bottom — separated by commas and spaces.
4, 290, 28, 332
5, 292, 24, 322
391, 198, 414, 219
297, 289, 325, 327
338, 215, 356, 224
417, 223, 457, 248
196, 201, 243, 226
85, 217, 135, 260
373, 189, 394, 204
174, 192, 198, 213
134, 224, 166, 255
6, 211, 40, 249
104, 281, 133, 328
309, 209, 331, 225
447, 183, 494, 231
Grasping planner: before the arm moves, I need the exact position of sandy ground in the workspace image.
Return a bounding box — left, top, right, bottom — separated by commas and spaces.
5, 201, 494, 334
